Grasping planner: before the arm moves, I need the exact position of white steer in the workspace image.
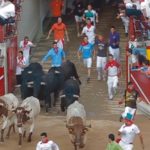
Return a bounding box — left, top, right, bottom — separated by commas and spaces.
15, 96, 40, 145
0, 93, 19, 142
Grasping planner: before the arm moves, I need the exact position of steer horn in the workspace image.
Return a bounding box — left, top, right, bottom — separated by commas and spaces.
0, 103, 4, 106
28, 71, 32, 74
73, 94, 80, 98
60, 95, 66, 98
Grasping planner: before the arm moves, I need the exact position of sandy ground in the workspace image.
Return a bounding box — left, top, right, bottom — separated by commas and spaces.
0, 112, 150, 150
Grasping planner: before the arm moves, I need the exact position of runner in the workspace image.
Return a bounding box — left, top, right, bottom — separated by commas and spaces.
95, 35, 107, 81
82, 4, 98, 27
77, 36, 94, 82
72, 0, 84, 37
104, 54, 120, 100
46, 17, 69, 49
19, 36, 36, 65
81, 18, 95, 47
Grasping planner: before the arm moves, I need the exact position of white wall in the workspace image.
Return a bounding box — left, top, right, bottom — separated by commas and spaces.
17, 0, 49, 43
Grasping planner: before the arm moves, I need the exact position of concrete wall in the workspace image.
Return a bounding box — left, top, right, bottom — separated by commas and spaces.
17, 0, 49, 43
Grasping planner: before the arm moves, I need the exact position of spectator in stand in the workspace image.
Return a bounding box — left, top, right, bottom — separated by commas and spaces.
36, 132, 60, 150
42, 41, 65, 72
95, 35, 107, 81
82, 4, 98, 27
117, 113, 145, 150
77, 36, 94, 82
72, 0, 84, 37
108, 26, 120, 62
127, 49, 138, 70
46, 17, 69, 49
117, 8, 129, 37
81, 18, 95, 47
128, 35, 137, 50
0, 0, 15, 25
118, 82, 141, 121
140, 59, 149, 73
104, 54, 120, 100
19, 36, 36, 65
106, 133, 123, 150
15, 51, 26, 87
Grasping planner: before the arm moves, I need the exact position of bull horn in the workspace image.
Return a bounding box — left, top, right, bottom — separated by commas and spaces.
60, 95, 66, 98
0, 103, 4, 106
27, 81, 34, 85
28, 71, 32, 74
41, 82, 45, 85
73, 94, 79, 98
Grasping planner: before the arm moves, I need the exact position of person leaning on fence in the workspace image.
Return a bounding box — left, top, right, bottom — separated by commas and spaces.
36, 132, 60, 150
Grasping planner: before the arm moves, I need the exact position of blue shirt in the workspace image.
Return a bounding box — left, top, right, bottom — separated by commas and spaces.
78, 43, 94, 59
42, 48, 65, 67
109, 32, 120, 49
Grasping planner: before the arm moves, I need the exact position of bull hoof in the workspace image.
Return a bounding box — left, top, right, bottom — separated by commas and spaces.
27, 139, 31, 142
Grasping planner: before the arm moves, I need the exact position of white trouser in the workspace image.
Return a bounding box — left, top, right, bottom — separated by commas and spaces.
57, 39, 64, 49
23, 50, 29, 65
97, 56, 107, 78
83, 58, 92, 68
122, 106, 136, 119
119, 140, 133, 150
121, 17, 129, 33
109, 46, 120, 62
107, 76, 118, 99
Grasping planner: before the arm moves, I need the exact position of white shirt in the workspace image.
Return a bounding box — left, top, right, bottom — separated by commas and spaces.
16, 56, 26, 75
82, 25, 95, 44
36, 140, 60, 150
20, 40, 34, 52
119, 124, 140, 144
0, 1, 15, 19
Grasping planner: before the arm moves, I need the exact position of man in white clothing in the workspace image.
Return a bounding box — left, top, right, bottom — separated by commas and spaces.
20, 36, 36, 65
117, 113, 144, 150
81, 18, 95, 46
0, 0, 15, 25
104, 54, 120, 100
36, 132, 60, 150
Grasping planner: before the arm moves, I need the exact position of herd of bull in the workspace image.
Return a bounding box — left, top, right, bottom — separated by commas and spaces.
0, 60, 91, 150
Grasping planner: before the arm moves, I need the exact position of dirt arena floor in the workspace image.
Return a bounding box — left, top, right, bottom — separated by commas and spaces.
1, 112, 150, 150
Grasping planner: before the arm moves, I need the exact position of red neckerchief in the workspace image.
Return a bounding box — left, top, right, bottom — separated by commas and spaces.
107, 60, 116, 67
18, 56, 23, 65
87, 24, 92, 29
81, 41, 88, 46
23, 40, 28, 48
54, 47, 58, 54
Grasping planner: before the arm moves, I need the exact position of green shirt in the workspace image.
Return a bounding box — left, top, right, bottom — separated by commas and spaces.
106, 141, 123, 150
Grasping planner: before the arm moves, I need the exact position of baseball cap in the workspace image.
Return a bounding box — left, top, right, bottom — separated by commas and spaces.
125, 113, 133, 120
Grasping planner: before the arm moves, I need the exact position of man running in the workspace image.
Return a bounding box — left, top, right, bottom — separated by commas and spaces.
81, 18, 95, 47
108, 26, 120, 62
104, 54, 120, 100
19, 36, 36, 65
117, 113, 144, 150
82, 4, 98, 27
77, 36, 94, 82
72, 0, 84, 37
46, 17, 69, 49
95, 35, 107, 81
42, 41, 65, 71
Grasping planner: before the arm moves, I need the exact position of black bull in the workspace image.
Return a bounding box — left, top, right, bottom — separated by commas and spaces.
21, 61, 81, 111
60, 78, 80, 112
